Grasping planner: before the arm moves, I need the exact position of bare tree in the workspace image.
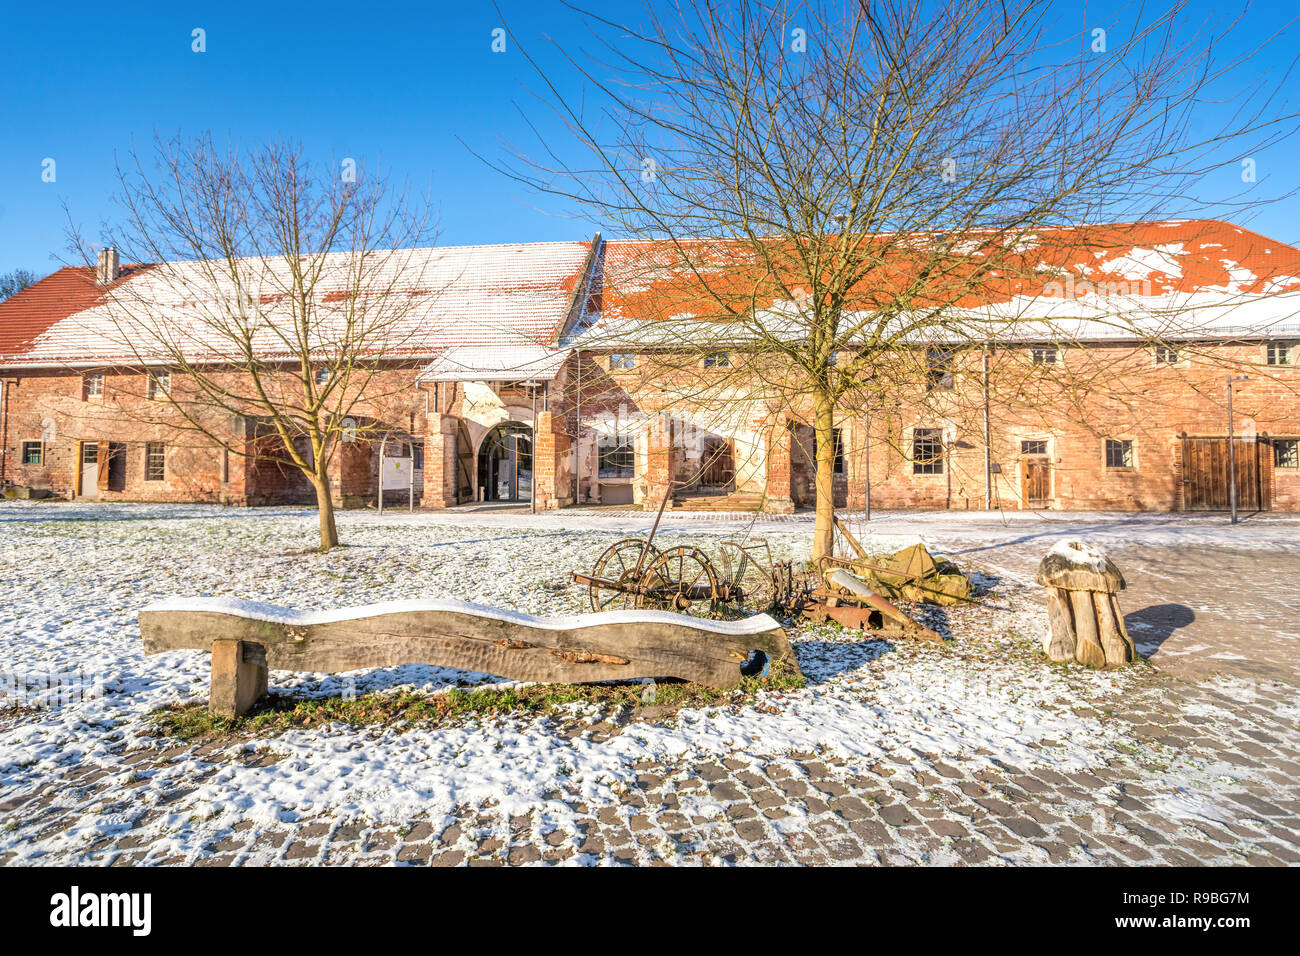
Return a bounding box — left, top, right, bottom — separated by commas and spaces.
70, 135, 436, 549
0, 269, 38, 301
492, 0, 1298, 559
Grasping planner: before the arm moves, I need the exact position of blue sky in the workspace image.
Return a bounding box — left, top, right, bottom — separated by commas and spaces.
1, 0, 1297, 277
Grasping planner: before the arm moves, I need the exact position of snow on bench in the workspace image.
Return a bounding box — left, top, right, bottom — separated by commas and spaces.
138, 597, 799, 717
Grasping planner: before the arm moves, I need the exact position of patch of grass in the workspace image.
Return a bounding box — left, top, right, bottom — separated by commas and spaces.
147, 655, 805, 743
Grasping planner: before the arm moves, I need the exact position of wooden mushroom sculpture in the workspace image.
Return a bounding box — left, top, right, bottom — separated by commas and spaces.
1035, 541, 1136, 668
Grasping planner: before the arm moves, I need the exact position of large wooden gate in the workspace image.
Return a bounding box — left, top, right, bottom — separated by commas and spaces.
1180, 437, 1271, 511
454, 420, 476, 503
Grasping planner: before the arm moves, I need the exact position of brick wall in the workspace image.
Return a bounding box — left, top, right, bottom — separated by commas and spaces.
1, 364, 430, 507
5, 342, 1296, 512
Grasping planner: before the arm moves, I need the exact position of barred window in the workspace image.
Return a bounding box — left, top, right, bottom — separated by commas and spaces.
83, 372, 104, 400
1154, 345, 1179, 365
1105, 438, 1134, 469
21, 441, 43, 465
145, 442, 166, 481
598, 434, 635, 478
1275, 439, 1299, 470
1031, 346, 1058, 365
147, 369, 171, 399
610, 353, 636, 370
912, 428, 944, 475
1266, 342, 1293, 366
703, 351, 730, 369
1021, 440, 1047, 456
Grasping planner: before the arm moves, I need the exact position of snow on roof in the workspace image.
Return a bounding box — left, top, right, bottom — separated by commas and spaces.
5, 221, 1299, 369
0, 240, 595, 367
576, 220, 1300, 347
416, 345, 569, 382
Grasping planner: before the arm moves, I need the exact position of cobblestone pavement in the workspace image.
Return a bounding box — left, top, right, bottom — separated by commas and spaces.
3, 669, 1296, 866
2, 508, 1297, 866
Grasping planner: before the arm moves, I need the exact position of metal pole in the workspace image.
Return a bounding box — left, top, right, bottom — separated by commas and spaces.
983, 349, 992, 511
531, 385, 538, 515
377, 435, 385, 515
574, 355, 582, 504
1228, 377, 1237, 524
863, 405, 871, 521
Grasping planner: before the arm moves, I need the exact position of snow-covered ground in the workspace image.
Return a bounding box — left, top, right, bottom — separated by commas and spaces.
1, 501, 1297, 865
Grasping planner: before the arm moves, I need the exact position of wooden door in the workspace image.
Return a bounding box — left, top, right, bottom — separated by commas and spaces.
1181, 437, 1269, 511
700, 437, 735, 488
1025, 457, 1051, 507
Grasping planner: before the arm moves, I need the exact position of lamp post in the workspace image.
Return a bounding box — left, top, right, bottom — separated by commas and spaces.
1227, 375, 1249, 524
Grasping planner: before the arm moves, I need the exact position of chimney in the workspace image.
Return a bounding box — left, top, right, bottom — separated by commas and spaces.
95, 247, 120, 285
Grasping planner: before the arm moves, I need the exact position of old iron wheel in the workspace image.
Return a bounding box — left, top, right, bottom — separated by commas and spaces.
588, 538, 660, 612
717, 540, 779, 610
638, 545, 721, 617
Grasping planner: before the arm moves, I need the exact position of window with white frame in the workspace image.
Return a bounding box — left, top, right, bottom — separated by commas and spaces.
147, 369, 171, 399
83, 371, 104, 400
703, 351, 730, 369
314, 368, 333, 386
1031, 346, 1059, 365
1266, 342, 1294, 366
598, 432, 635, 478
1154, 344, 1180, 365
912, 428, 944, 475
145, 442, 166, 481
1105, 438, 1134, 469
610, 353, 636, 370
1275, 438, 1299, 470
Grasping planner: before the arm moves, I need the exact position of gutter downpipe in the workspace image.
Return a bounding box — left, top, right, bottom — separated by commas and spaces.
983, 346, 992, 511
0, 378, 7, 489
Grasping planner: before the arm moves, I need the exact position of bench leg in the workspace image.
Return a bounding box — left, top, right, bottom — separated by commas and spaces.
210, 639, 268, 717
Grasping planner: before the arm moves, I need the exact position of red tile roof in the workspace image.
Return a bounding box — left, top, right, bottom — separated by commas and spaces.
0, 242, 593, 366
588, 220, 1300, 343
598, 220, 1300, 320
0, 265, 148, 359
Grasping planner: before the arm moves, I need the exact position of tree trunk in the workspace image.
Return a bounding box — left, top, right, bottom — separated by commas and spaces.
812, 388, 836, 561
312, 474, 339, 550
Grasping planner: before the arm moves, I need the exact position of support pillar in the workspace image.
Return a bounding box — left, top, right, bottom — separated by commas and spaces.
640, 412, 674, 510
762, 416, 796, 514
422, 413, 460, 509
532, 410, 571, 510
210, 639, 268, 717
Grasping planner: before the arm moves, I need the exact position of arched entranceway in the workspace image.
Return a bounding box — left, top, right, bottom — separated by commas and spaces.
477, 422, 533, 502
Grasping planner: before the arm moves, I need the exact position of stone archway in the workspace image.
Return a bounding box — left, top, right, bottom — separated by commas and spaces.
477, 421, 533, 502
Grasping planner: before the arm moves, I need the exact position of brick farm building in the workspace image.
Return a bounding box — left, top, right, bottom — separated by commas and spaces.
1, 219, 1298, 514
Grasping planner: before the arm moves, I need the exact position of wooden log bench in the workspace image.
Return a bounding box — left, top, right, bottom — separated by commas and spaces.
139, 597, 800, 717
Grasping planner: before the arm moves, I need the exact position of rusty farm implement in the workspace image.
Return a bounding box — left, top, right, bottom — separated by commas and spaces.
570, 485, 945, 642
